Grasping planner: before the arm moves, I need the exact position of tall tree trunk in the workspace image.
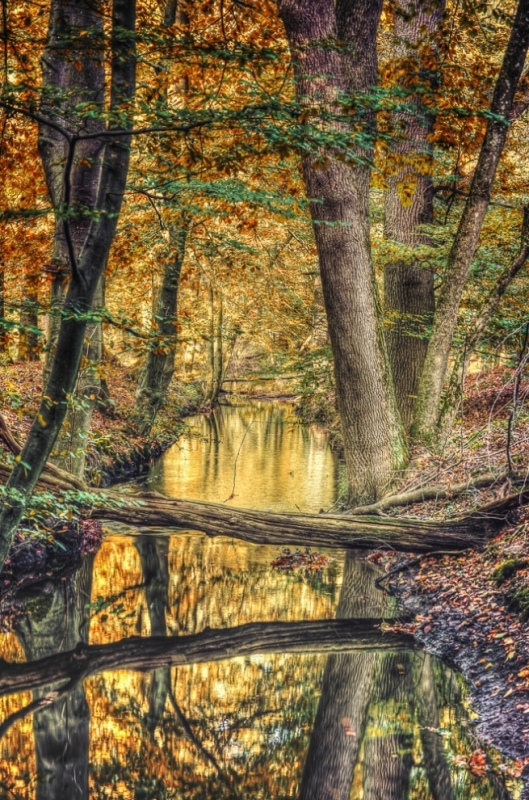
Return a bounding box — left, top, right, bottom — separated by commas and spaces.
204, 286, 224, 406
383, 0, 444, 430
412, 0, 529, 443
39, 0, 106, 476
278, 0, 406, 505
134, 0, 190, 436
0, 0, 137, 573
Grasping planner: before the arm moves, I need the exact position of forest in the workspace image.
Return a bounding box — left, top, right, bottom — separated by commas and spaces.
1, 0, 529, 797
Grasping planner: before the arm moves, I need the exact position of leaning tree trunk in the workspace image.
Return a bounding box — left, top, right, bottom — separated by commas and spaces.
39, 0, 106, 478
278, 0, 406, 505
412, 0, 529, 444
383, 0, 444, 430
0, 0, 137, 573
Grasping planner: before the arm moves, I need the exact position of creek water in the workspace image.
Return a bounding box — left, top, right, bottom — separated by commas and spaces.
0, 401, 519, 799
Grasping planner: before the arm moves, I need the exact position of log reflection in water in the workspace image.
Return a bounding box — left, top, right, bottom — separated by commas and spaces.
13, 557, 93, 800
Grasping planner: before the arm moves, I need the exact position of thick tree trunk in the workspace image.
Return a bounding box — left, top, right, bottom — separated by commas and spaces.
39, 0, 107, 476
412, 0, 529, 443
383, 0, 443, 430
0, 0, 137, 573
135, 226, 188, 435
278, 0, 406, 505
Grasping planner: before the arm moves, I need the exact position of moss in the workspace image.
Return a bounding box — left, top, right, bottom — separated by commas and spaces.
508, 585, 529, 620
492, 558, 529, 586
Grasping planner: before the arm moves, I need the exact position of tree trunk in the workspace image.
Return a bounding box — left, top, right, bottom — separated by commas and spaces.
39, 0, 107, 475
0, 0, 137, 573
383, 0, 443, 430
278, 0, 407, 505
437, 207, 529, 439
18, 272, 40, 361
134, 0, 190, 436
412, 0, 529, 443
204, 287, 224, 406
135, 226, 188, 436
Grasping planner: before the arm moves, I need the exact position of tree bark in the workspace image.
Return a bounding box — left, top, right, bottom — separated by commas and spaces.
277, 0, 407, 505
0, 0, 137, 573
412, 0, 529, 443
383, 0, 443, 430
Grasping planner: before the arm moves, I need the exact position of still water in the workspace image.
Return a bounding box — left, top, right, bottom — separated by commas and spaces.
0, 402, 519, 799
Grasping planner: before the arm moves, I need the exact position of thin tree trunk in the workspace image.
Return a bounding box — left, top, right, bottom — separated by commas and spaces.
278, 0, 406, 505
383, 0, 444, 430
134, 0, 190, 436
0, 0, 137, 573
437, 206, 529, 438
135, 226, 188, 435
412, 0, 529, 443
18, 272, 40, 361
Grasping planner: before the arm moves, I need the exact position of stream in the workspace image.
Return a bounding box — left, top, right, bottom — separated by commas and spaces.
0, 401, 520, 799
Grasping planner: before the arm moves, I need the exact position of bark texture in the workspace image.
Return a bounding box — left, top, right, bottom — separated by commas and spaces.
383, 0, 443, 430
278, 0, 406, 504
39, 0, 106, 477
0, 0, 137, 572
412, 0, 529, 442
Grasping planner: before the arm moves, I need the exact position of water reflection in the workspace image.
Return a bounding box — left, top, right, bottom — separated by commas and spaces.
144, 402, 339, 513
0, 404, 519, 799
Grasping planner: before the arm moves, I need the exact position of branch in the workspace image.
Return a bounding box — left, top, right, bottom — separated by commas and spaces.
349, 471, 527, 516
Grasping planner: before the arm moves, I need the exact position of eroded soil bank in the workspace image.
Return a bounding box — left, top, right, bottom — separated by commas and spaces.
385, 516, 529, 794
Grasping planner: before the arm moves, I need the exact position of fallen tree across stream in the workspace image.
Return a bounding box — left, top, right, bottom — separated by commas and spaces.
0, 618, 417, 699
1, 463, 527, 554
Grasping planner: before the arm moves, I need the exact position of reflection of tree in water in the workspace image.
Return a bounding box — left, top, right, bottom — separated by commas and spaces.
0, 543, 518, 799
300, 555, 511, 800
12, 557, 93, 800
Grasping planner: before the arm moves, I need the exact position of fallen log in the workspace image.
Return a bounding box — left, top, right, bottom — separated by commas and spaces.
1, 464, 527, 554
92, 488, 523, 552
0, 618, 418, 698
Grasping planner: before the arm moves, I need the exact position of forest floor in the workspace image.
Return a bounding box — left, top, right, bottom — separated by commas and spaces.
0, 360, 201, 484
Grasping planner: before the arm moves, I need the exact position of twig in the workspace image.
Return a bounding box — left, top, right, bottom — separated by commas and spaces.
223, 417, 254, 502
